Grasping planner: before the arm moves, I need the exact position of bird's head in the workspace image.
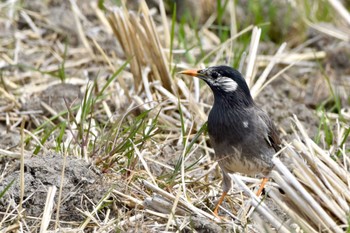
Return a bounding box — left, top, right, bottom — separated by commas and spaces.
180, 65, 254, 107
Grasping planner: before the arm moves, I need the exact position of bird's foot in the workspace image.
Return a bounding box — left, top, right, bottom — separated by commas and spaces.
256, 177, 269, 196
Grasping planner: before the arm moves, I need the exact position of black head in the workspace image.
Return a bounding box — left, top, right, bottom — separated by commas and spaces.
180, 65, 254, 107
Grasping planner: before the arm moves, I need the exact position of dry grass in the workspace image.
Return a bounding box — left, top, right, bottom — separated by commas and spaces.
0, 0, 350, 232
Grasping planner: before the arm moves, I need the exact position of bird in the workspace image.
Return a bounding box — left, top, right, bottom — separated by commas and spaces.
180, 65, 281, 216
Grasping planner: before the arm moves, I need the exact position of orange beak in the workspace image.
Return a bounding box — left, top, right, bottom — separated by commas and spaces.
179, 69, 200, 77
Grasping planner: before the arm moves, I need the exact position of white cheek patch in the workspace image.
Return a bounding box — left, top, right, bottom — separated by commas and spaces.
215, 76, 238, 92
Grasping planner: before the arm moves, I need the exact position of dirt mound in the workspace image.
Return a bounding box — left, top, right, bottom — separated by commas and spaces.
0, 153, 110, 227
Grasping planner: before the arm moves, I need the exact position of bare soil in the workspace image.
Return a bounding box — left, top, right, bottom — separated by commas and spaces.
1, 0, 349, 232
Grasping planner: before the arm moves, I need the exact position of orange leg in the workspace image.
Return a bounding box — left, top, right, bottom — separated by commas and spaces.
213, 191, 227, 216
256, 177, 268, 196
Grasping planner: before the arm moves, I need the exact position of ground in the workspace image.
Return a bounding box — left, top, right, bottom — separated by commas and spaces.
0, 0, 349, 232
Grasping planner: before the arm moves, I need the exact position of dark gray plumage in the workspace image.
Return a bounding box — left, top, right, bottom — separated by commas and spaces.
180, 65, 280, 215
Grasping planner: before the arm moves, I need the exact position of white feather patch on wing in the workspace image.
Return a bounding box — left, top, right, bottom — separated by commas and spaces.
243, 121, 249, 128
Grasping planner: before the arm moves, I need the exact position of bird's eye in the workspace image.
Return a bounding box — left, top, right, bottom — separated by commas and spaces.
211, 72, 219, 79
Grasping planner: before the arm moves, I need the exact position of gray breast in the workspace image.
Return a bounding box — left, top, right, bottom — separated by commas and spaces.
212, 139, 274, 176
208, 107, 275, 176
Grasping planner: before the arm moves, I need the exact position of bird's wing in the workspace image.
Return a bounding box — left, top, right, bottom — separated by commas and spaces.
255, 108, 281, 152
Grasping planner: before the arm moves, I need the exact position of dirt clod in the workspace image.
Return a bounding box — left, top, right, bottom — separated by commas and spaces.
0, 153, 109, 227
21, 83, 82, 116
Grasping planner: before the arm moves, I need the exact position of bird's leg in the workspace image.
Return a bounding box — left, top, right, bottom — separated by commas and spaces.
213, 191, 227, 216
256, 177, 268, 196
